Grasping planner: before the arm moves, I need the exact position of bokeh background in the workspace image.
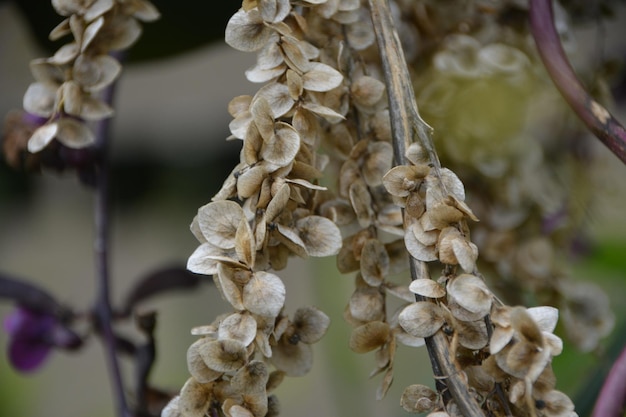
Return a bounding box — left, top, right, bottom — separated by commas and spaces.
1, 1, 626, 416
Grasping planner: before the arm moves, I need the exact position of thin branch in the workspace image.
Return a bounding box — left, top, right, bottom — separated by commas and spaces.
93, 83, 130, 417
592, 344, 626, 417
366, 0, 440, 171
367, 1, 484, 416
529, 0, 626, 165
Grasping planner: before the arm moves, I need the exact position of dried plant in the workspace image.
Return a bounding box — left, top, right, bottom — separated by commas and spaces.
2, 1, 626, 417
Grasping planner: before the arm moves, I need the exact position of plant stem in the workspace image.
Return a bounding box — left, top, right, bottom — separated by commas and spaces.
592, 344, 626, 417
367, 1, 484, 415
529, 0, 626, 165
93, 85, 129, 417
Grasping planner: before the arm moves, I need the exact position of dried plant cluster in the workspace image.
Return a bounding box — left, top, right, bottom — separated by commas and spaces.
1, 0, 622, 416
160, 1, 616, 417
13, 0, 158, 158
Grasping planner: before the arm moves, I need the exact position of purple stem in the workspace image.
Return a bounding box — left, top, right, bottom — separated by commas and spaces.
529, 0, 626, 165
592, 344, 626, 417
93, 74, 130, 417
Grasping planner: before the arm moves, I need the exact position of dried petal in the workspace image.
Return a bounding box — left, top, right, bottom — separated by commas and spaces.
218, 313, 257, 346
242, 271, 285, 317
27, 123, 58, 153
349, 287, 385, 323
398, 302, 445, 338
178, 378, 212, 417
226, 9, 274, 52
408, 279, 446, 299
197, 201, 244, 249
360, 239, 389, 287
187, 338, 223, 383
351, 75, 385, 108
349, 321, 390, 353
270, 336, 313, 376
296, 215, 342, 257
23, 83, 56, 118
199, 339, 248, 373
302, 62, 343, 92
231, 360, 269, 394
446, 274, 492, 317
261, 122, 300, 166
400, 384, 438, 413
292, 306, 330, 344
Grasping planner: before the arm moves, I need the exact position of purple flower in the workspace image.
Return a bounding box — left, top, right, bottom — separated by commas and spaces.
3, 306, 81, 373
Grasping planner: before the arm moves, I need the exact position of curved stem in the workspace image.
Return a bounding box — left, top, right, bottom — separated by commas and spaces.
592, 344, 626, 417
93, 83, 129, 417
367, 1, 484, 415
529, 0, 626, 165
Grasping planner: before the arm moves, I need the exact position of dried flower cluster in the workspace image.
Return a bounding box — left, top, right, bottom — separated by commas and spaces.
164, 1, 613, 417
20, 0, 159, 154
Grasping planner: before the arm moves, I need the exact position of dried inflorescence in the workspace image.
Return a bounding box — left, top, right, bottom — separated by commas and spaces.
166, 1, 611, 416
19, 0, 159, 155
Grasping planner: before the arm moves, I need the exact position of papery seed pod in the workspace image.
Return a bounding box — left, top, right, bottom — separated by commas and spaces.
296, 215, 343, 257
408, 278, 446, 299
398, 302, 445, 339
400, 384, 438, 413
199, 339, 248, 373
231, 360, 269, 394
270, 335, 313, 376
225, 9, 275, 52
360, 238, 389, 287
292, 306, 330, 344
187, 338, 223, 383
178, 377, 213, 417
349, 287, 385, 323
242, 271, 286, 318
349, 321, 390, 353
446, 274, 492, 317
218, 313, 257, 346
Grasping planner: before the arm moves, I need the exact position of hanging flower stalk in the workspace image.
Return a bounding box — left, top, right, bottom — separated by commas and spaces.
21, 0, 159, 156
163, 1, 605, 416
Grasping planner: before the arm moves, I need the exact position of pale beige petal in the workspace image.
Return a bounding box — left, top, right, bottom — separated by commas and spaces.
398, 302, 444, 338
349, 321, 390, 353
302, 62, 343, 92
197, 201, 244, 249
408, 279, 446, 299
243, 271, 286, 317
225, 9, 274, 52
296, 215, 342, 257
218, 313, 257, 346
